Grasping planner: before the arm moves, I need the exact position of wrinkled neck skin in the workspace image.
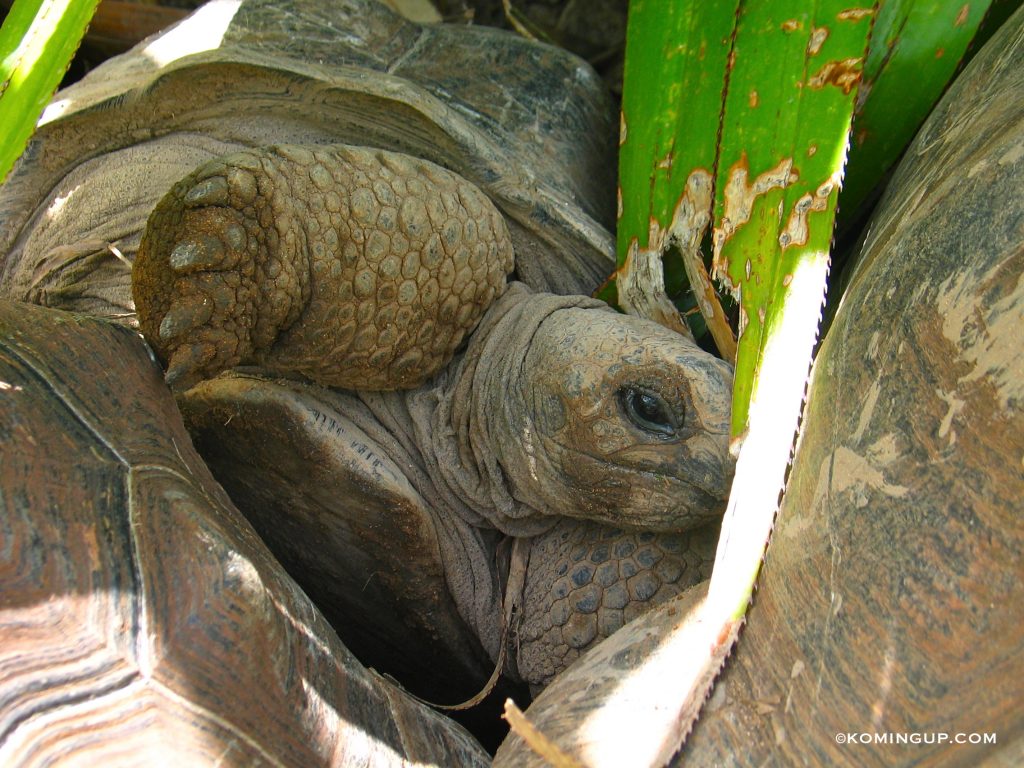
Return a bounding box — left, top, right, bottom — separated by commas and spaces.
376, 284, 599, 660
416, 283, 606, 537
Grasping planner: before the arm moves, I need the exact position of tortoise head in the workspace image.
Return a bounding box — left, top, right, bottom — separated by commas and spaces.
493, 304, 734, 533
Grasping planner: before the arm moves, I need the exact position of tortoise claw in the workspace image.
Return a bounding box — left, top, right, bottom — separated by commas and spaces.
183, 175, 229, 207
222, 221, 247, 250
169, 235, 227, 272
165, 341, 216, 389
159, 296, 214, 341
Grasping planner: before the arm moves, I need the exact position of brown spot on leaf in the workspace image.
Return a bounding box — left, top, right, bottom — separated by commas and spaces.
618, 234, 691, 336
668, 169, 714, 251
807, 57, 863, 95
807, 144, 818, 157
837, 7, 873, 21
615, 168, 736, 358
779, 171, 842, 251
712, 154, 799, 280
619, 112, 627, 146
935, 47, 946, 58
807, 26, 829, 56
955, 4, 969, 26
615, 236, 690, 337
782, 19, 802, 32
668, 170, 737, 360
738, 305, 749, 339
749, 90, 759, 108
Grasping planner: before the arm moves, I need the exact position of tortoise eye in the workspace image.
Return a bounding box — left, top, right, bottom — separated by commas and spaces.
618, 386, 679, 438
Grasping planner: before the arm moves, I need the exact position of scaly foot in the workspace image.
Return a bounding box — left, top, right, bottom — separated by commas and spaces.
133, 144, 514, 391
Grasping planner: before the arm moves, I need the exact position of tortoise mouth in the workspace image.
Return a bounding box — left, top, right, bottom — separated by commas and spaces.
555, 453, 732, 533
509, 517, 718, 688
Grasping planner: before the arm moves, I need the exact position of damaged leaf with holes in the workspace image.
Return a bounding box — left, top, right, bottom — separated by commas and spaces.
612, 0, 739, 356
711, 2, 873, 434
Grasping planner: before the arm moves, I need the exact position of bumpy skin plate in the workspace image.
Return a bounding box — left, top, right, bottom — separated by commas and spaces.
133, 143, 513, 391
493, 584, 709, 767
0, 300, 488, 766
515, 520, 717, 689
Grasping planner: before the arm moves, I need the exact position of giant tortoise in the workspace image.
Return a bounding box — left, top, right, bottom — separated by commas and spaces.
497, 6, 1024, 766
0, 0, 735, 749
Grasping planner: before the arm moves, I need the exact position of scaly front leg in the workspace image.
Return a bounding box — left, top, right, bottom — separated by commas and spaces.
133, 144, 514, 391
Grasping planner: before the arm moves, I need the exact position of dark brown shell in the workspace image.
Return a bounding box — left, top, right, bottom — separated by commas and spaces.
0, 300, 487, 765
495, 7, 1024, 766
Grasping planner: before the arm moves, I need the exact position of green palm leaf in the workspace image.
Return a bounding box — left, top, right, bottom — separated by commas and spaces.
0, 0, 99, 185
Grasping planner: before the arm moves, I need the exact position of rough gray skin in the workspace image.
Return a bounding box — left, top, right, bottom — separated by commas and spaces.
0, 0, 734, 698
